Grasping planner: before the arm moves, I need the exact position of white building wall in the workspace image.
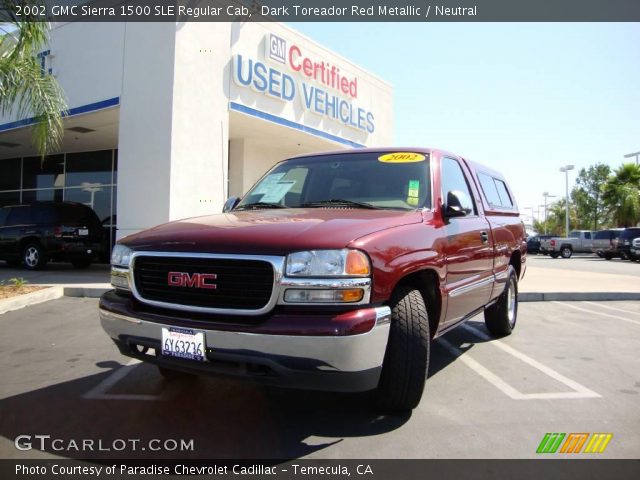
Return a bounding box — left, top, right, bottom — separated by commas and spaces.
116, 23, 176, 238
48, 22, 125, 109
117, 23, 232, 238
169, 22, 232, 221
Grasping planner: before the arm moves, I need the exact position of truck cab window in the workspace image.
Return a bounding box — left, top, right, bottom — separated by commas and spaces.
441, 157, 476, 215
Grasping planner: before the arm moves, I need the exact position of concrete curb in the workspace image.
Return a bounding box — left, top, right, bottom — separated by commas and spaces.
63, 287, 110, 298
519, 292, 640, 302
0, 286, 64, 315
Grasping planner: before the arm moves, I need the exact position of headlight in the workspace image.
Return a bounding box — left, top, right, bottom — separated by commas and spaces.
111, 244, 133, 268
285, 249, 370, 277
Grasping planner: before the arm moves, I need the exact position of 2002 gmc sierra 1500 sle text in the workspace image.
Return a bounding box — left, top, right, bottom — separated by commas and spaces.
99, 148, 526, 411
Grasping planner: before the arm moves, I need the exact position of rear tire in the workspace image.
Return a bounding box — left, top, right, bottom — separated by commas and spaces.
374, 286, 430, 412
22, 243, 46, 270
550, 252, 559, 258
560, 246, 572, 259
484, 266, 518, 337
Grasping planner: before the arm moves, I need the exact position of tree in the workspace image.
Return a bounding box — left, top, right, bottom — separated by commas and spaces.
535, 198, 577, 236
603, 163, 640, 228
0, 0, 67, 156
570, 163, 611, 230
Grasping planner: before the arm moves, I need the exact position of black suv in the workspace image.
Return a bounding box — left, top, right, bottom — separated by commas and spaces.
0, 202, 103, 270
617, 227, 640, 260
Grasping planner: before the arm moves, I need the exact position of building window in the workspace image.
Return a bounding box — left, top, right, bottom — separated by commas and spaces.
0, 157, 21, 191
66, 150, 113, 187
0, 149, 119, 257
0, 191, 20, 207
22, 155, 65, 190
22, 189, 64, 203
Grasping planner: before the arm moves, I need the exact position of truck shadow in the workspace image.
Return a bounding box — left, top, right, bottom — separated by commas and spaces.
429, 320, 494, 378
0, 361, 409, 460
0, 321, 492, 461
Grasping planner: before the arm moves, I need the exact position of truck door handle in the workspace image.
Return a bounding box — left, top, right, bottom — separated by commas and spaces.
480, 231, 489, 244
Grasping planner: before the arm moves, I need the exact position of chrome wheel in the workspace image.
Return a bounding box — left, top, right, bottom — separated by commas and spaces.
484, 265, 518, 337
22, 243, 45, 270
24, 246, 39, 268
507, 276, 517, 328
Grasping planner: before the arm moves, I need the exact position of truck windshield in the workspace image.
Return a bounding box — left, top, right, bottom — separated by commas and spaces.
236, 152, 431, 211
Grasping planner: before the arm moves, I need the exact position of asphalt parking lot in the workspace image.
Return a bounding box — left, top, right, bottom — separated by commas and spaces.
1, 297, 639, 459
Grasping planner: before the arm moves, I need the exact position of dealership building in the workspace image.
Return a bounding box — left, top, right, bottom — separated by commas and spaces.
0, 22, 393, 248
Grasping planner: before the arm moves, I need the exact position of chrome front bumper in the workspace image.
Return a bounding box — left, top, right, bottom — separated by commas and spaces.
99, 305, 391, 392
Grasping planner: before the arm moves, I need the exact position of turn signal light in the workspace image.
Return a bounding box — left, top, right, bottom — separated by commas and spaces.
283, 288, 364, 303
339, 288, 364, 302
345, 250, 370, 276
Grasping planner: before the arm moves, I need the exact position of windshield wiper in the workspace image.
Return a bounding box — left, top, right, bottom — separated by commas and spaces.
300, 199, 380, 210
234, 202, 286, 210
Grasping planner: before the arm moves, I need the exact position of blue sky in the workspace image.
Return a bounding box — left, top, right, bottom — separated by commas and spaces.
290, 22, 640, 225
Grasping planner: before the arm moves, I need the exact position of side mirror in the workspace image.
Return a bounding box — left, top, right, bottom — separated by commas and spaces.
222, 196, 240, 213
443, 190, 471, 218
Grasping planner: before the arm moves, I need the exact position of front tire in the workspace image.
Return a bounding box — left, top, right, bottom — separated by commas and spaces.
22, 243, 46, 270
484, 265, 518, 337
374, 286, 430, 412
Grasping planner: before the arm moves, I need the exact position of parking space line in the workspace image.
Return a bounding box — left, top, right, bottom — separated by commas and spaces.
553, 301, 640, 326
583, 301, 640, 317
436, 324, 600, 400
463, 324, 600, 397
83, 359, 167, 401
439, 339, 527, 399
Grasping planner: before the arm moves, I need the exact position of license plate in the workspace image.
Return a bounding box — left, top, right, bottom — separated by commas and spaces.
78, 228, 89, 236
161, 327, 206, 362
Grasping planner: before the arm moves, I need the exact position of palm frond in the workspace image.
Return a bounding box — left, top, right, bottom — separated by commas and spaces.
0, 0, 67, 157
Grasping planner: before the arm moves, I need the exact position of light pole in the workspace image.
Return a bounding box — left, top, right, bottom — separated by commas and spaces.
559, 165, 574, 237
524, 207, 535, 228
624, 151, 640, 166
542, 192, 557, 235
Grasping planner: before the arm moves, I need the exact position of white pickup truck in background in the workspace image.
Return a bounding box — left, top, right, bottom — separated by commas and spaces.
540, 230, 596, 258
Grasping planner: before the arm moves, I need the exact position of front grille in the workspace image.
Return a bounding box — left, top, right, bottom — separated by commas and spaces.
133, 256, 274, 310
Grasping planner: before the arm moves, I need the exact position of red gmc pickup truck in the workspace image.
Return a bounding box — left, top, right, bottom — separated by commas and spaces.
100, 148, 526, 411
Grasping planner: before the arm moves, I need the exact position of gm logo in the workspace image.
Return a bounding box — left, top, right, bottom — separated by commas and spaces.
536, 433, 613, 454
266, 33, 286, 64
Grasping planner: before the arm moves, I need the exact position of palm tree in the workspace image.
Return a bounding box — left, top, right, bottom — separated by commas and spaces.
0, 0, 67, 156
603, 163, 640, 227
